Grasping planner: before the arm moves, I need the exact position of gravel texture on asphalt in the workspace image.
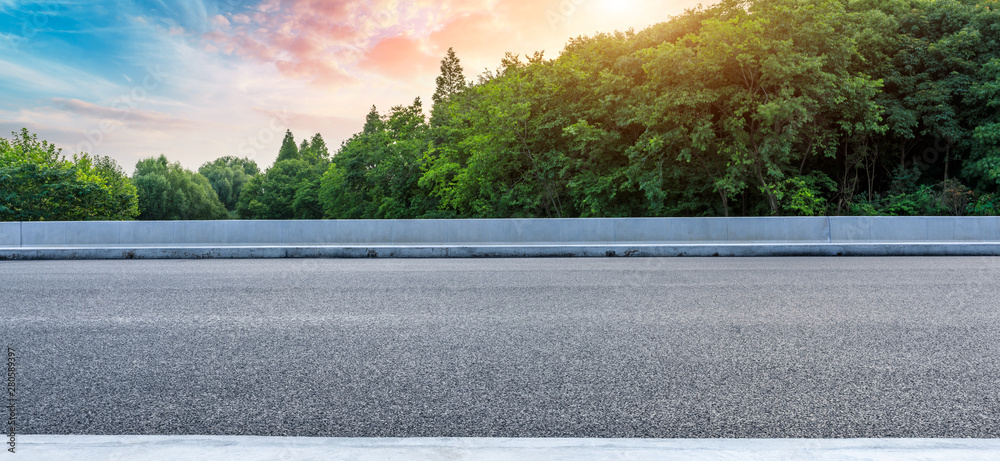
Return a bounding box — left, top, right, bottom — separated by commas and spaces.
2, 257, 999, 437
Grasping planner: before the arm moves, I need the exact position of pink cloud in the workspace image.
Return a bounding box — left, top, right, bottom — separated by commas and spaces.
360, 36, 439, 79
275, 59, 353, 85
198, 0, 695, 85
430, 13, 508, 58
210, 14, 230, 28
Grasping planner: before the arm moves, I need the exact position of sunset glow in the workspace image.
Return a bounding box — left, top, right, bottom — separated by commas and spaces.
0, 0, 703, 171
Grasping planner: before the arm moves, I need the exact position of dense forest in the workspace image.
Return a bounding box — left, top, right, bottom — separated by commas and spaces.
4, 0, 1000, 221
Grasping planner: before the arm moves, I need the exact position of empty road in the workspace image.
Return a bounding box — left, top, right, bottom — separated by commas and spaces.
2, 257, 999, 437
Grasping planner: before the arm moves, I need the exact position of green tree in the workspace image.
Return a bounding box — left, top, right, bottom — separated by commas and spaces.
321, 99, 436, 218
275, 130, 299, 162
238, 131, 330, 219
0, 129, 139, 221
319, 0, 1000, 218
300, 133, 330, 165
431, 47, 468, 127
635, 0, 883, 215
237, 159, 322, 219
132, 155, 228, 220
198, 156, 260, 212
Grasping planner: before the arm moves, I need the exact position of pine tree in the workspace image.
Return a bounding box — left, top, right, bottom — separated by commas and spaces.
275, 130, 298, 162
432, 48, 466, 108
309, 134, 329, 160
363, 106, 383, 135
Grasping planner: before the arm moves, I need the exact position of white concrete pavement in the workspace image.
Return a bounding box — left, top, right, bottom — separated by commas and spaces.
11, 436, 1000, 461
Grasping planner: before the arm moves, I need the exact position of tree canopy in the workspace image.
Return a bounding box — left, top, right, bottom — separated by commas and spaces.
0, 129, 139, 221
237, 132, 331, 219
198, 156, 260, 212
132, 155, 228, 220
6, 0, 1000, 221
319, 0, 1000, 218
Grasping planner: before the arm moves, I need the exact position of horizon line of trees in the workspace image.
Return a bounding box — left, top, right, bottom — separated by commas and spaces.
4, 0, 1000, 221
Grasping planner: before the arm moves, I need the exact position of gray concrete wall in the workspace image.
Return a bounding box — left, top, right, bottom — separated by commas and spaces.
2, 217, 999, 247
0, 222, 19, 246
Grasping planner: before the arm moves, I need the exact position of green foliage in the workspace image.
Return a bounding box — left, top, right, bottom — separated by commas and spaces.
302, 133, 330, 165
849, 184, 947, 216
431, 47, 467, 127
237, 131, 330, 219
779, 173, 837, 216
305, 0, 1000, 218
237, 159, 317, 219
0, 129, 139, 221
321, 99, 436, 219
888, 185, 948, 216
967, 193, 1000, 216
275, 130, 299, 162
17, 0, 1000, 219
132, 155, 228, 220
198, 156, 260, 211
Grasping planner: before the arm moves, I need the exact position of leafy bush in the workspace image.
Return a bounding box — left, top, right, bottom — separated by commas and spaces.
967, 193, 1000, 216
938, 179, 973, 216
779, 173, 836, 216
0, 129, 139, 221
884, 185, 946, 216
847, 192, 881, 216
849, 185, 947, 216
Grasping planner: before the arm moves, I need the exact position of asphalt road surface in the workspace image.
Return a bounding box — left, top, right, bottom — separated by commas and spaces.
3, 257, 1000, 437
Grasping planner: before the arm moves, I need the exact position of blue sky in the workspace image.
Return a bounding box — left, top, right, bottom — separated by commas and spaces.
0, 0, 698, 172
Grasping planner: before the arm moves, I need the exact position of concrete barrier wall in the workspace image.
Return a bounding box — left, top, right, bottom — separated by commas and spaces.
0, 222, 19, 246
2, 217, 999, 247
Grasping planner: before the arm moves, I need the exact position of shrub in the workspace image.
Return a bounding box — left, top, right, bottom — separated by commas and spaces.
967, 193, 1000, 216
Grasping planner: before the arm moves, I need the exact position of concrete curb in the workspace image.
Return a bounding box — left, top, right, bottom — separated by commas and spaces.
13, 435, 1000, 461
2, 243, 1000, 259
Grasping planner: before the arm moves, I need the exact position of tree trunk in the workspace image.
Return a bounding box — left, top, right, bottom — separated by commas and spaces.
718, 189, 729, 217
944, 143, 950, 182
757, 167, 779, 215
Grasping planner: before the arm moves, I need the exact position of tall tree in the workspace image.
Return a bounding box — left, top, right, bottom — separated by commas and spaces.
238, 130, 330, 219
431, 48, 467, 127
433, 48, 467, 107
321, 98, 436, 218
363, 106, 383, 134
300, 133, 330, 165
275, 129, 299, 162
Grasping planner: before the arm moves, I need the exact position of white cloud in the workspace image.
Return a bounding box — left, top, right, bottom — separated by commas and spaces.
0, 57, 119, 98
